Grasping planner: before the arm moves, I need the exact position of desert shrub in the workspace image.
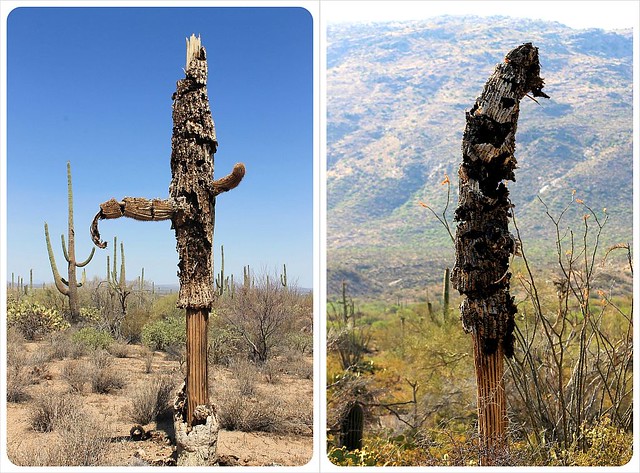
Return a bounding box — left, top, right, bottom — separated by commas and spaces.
6, 338, 34, 402
51, 413, 109, 466
551, 417, 633, 466
7, 325, 24, 345
107, 341, 131, 358
278, 349, 314, 379
7, 297, 69, 340
141, 314, 185, 351
284, 331, 313, 355
260, 358, 281, 384
128, 375, 174, 425
87, 350, 125, 394
72, 327, 114, 350
217, 274, 310, 363
143, 348, 155, 373
47, 330, 85, 359
29, 392, 76, 432
230, 358, 259, 396
208, 325, 244, 366
11, 407, 109, 466
121, 306, 153, 343
6, 365, 32, 403
60, 360, 88, 393
215, 385, 312, 435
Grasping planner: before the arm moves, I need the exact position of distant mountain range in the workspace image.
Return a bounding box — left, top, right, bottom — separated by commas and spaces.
327, 16, 633, 297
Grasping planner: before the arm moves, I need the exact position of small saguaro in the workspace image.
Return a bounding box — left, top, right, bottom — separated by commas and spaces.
89, 34, 245, 465
451, 43, 548, 463
340, 402, 364, 451
45, 161, 95, 322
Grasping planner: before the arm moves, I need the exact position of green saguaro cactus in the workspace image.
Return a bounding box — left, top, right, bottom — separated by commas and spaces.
215, 245, 229, 297
280, 263, 288, 287
45, 161, 95, 322
442, 267, 450, 319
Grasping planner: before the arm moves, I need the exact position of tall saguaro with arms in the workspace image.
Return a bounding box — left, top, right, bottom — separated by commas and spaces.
451, 43, 548, 464
90, 35, 245, 465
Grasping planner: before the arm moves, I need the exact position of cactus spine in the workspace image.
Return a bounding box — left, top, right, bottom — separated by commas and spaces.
45, 161, 95, 322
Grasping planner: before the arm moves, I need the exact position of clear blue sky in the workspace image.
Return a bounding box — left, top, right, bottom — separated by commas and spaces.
5, 7, 314, 288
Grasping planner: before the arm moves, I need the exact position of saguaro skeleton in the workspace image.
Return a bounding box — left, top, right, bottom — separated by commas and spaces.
451, 43, 547, 460
90, 35, 245, 464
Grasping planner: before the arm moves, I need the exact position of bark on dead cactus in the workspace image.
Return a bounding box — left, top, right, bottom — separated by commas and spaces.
451, 43, 548, 463
90, 34, 244, 465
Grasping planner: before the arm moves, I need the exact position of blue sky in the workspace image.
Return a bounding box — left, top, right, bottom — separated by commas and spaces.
5, 7, 314, 288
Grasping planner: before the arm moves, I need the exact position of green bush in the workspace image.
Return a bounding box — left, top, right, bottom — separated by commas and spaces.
141, 315, 186, 351
71, 327, 114, 350
551, 417, 633, 466
7, 297, 69, 340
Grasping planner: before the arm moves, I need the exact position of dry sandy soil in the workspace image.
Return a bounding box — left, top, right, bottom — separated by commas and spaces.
6, 340, 313, 467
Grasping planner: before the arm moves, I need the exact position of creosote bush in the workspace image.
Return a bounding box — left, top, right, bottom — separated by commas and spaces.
141, 314, 186, 351
72, 327, 114, 350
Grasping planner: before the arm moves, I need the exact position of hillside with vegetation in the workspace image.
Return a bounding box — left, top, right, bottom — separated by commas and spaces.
327, 16, 633, 297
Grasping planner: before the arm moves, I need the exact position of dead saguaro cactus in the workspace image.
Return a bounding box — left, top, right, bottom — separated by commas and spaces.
45, 161, 96, 322
90, 34, 245, 465
451, 43, 548, 462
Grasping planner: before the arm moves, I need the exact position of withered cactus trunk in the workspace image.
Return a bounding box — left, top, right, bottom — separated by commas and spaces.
90, 35, 244, 465
451, 43, 548, 462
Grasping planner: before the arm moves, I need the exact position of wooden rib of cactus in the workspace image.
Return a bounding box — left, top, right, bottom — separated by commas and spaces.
451, 43, 548, 464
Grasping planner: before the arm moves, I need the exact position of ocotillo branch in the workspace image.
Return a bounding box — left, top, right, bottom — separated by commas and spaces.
90, 35, 245, 430
451, 43, 548, 461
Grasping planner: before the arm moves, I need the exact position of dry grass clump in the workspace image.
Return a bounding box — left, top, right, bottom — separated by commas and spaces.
11, 402, 110, 466
229, 357, 259, 396
128, 375, 175, 425
87, 350, 125, 394
6, 333, 40, 402
29, 392, 77, 432
61, 360, 89, 393
107, 341, 132, 358
143, 347, 155, 373
215, 385, 312, 435
276, 350, 314, 379
6, 365, 32, 403
47, 329, 85, 360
